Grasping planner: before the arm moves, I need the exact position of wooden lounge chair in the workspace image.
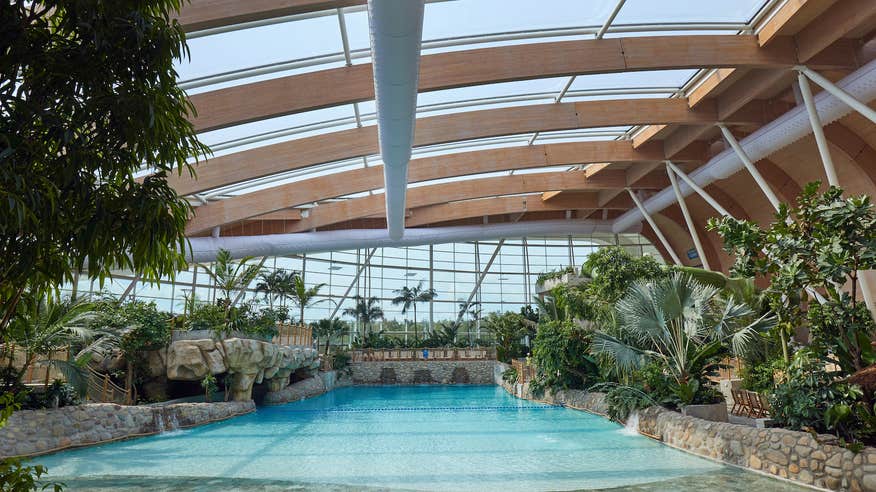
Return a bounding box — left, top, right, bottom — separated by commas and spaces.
730, 389, 746, 416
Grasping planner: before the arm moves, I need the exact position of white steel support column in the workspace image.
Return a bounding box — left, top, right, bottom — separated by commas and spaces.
798, 66, 876, 126
797, 68, 876, 319
118, 275, 141, 303
665, 161, 732, 217
667, 163, 711, 270
797, 71, 839, 186
330, 248, 377, 319
627, 188, 682, 266
456, 239, 505, 327
231, 256, 268, 307
718, 124, 781, 211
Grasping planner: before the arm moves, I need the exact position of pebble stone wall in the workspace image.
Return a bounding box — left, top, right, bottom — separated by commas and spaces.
348, 360, 498, 385
0, 401, 254, 459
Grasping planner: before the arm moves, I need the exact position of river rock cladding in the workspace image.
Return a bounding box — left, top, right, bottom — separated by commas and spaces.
348, 361, 498, 384
499, 378, 876, 492
0, 401, 254, 459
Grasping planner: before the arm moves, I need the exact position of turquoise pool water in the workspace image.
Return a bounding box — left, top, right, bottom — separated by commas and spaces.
34, 385, 807, 491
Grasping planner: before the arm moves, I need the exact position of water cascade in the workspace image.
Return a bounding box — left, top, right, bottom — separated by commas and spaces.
621, 411, 640, 436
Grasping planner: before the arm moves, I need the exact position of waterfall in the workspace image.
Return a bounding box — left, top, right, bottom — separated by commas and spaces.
154, 408, 181, 434
620, 411, 639, 436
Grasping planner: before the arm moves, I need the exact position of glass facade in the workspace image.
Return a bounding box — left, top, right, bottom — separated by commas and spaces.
65, 234, 661, 330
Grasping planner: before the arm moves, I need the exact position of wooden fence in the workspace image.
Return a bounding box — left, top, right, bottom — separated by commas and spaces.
511, 358, 536, 385
1, 345, 68, 385
85, 366, 132, 405
273, 324, 313, 347
350, 347, 496, 362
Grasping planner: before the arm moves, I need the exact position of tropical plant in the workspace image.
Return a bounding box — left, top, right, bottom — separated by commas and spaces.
593, 383, 662, 422
709, 183, 876, 372
311, 318, 349, 354
593, 273, 774, 405
254, 269, 297, 309
582, 247, 667, 310
0, 0, 209, 337
93, 299, 171, 397
343, 296, 384, 337
287, 276, 326, 325
530, 320, 599, 393
502, 367, 518, 384
482, 311, 530, 363
196, 249, 264, 309
3, 295, 110, 398
201, 374, 217, 403
770, 349, 857, 432
392, 281, 437, 339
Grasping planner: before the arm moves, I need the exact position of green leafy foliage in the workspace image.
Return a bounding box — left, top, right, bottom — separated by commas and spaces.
770, 350, 859, 433
0, 0, 209, 333
593, 273, 773, 405
709, 183, 876, 372
311, 318, 349, 354
501, 367, 518, 384
483, 311, 533, 363
391, 281, 437, 339
343, 296, 384, 337
530, 320, 599, 393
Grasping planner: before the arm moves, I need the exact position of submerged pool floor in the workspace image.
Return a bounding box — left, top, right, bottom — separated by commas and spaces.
34, 385, 808, 491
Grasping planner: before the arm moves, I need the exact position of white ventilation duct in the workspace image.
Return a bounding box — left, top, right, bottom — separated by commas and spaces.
613, 58, 876, 233
368, 0, 425, 240
187, 220, 625, 262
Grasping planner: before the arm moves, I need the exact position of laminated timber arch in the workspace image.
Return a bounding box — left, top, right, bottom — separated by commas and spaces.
185, 140, 695, 233
176, 1, 361, 32
184, 35, 855, 133
281, 170, 667, 233
171, 97, 758, 196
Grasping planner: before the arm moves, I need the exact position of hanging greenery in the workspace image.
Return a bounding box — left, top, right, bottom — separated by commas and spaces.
0, 0, 209, 335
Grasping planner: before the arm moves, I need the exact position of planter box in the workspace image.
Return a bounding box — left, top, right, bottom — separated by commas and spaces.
171, 330, 271, 342
681, 402, 728, 422
537, 273, 590, 293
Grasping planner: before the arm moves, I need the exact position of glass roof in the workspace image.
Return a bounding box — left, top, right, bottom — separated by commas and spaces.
179, 0, 777, 210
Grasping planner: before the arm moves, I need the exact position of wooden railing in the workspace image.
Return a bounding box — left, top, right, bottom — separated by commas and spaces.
85, 366, 132, 405
511, 358, 536, 385
1, 345, 68, 385
350, 347, 496, 362
273, 323, 313, 347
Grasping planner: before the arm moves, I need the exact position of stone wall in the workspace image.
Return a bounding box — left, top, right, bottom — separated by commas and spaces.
262, 371, 351, 405
498, 382, 876, 492
0, 401, 254, 459
637, 405, 876, 492
348, 361, 498, 385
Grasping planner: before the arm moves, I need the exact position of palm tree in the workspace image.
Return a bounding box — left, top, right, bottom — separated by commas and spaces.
255, 269, 297, 309
287, 275, 326, 325
5, 295, 108, 395
392, 281, 437, 340
591, 273, 774, 404
196, 249, 264, 307
311, 318, 348, 354
343, 296, 384, 337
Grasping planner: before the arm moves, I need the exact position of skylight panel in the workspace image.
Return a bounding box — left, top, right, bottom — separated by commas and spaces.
177, 14, 344, 83
613, 0, 770, 24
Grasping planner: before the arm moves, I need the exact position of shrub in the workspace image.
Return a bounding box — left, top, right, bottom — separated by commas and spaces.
770, 350, 857, 432
531, 320, 599, 393
502, 367, 518, 384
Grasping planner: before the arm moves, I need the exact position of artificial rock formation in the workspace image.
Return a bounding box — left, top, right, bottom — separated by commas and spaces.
165, 338, 319, 401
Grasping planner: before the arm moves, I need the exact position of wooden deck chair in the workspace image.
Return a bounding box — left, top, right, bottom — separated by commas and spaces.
730, 389, 745, 416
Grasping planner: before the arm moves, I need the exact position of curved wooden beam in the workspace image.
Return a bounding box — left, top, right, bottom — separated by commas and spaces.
285, 170, 666, 233
172, 98, 743, 196
177, 1, 359, 32
186, 140, 679, 233
405, 195, 604, 228
187, 35, 839, 133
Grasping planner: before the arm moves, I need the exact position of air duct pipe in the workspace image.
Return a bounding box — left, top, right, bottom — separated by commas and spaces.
187, 220, 624, 262
613, 57, 876, 233
368, 0, 425, 240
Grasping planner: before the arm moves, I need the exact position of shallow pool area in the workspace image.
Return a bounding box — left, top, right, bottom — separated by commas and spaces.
34, 385, 808, 491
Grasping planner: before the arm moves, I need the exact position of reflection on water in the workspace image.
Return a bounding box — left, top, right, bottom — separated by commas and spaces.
33, 386, 809, 492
